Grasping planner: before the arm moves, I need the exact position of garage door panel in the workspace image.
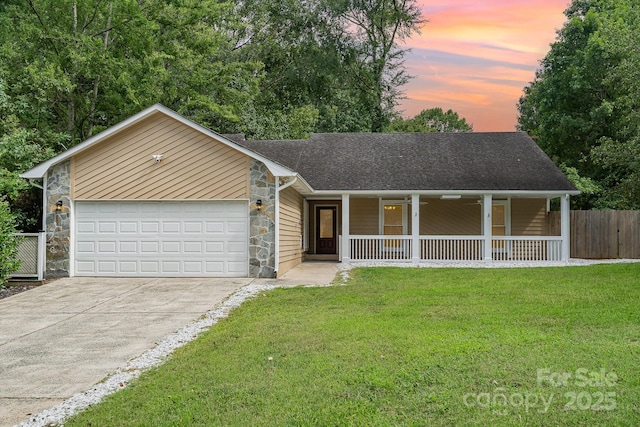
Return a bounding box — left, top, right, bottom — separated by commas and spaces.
227, 221, 246, 233
119, 241, 137, 253
184, 222, 202, 233
98, 241, 116, 253
183, 262, 203, 273
228, 241, 246, 253
206, 242, 224, 253
140, 241, 159, 253
140, 261, 160, 273
75, 201, 248, 277
119, 261, 137, 273
206, 261, 224, 273
76, 261, 96, 273
77, 222, 95, 233
141, 222, 160, 233
141, 204, 161, 214
162, 241, 180, 253
97, 261, 117, 273
162, 222, 181, 233
98, 222, 117, 233
98, 203, 118, 214
77, 241, 95, 254
119, 222, 138, 233
206, 222, 224, 233
227, 261, 248, 274
162, 261, 180, 273
184, 241, 203, 253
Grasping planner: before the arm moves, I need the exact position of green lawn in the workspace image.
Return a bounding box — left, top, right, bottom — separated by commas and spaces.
67, 265, 640, 426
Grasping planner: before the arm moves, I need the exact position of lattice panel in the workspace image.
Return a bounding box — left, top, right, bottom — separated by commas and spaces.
14, 236, 38, 275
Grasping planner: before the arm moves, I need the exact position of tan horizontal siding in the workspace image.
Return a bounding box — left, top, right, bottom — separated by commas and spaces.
278, 186, 304, 275
420, 198, 481, 235
511, 198, 546, 236
350, 198, 379, 234
73, 112, 249, 200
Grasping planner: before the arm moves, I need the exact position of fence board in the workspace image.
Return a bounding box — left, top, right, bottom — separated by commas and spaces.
547, 210, 640, 259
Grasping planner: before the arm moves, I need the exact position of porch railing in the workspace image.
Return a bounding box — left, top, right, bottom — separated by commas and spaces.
420, 236, 484, 260
491, 236, 563, 261
350, 235, 412, 260
346, 235, 563, 262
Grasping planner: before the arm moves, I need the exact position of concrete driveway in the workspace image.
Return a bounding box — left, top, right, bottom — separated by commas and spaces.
0, 277, 250, 427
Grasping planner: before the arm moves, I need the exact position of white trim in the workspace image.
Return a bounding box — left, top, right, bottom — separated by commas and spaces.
483, 194, 493, 261
41, 174, 48, 231
341, 194, 350, 262
411, 194, 420, 264
37, 231, 45, 280
20, 104, 297, 180
561, 194, 571, 262
303, 200, 309, 252
69, 198, 75, 276
73, 198, 251, 202
311, 190, 581, 197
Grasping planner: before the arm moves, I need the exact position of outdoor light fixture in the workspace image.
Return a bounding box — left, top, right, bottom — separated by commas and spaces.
440, 195, 462, 200
256, 199, 263, 210
55, 200, 63, 211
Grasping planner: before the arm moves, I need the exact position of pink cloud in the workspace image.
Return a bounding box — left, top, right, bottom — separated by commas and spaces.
399, 0, 569, 131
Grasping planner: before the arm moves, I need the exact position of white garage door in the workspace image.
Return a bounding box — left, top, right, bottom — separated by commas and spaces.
74, 201, 248, 277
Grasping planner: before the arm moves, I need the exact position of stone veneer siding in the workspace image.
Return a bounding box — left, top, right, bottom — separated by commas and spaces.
45, 160, 71, 278
249, 159, 276, 278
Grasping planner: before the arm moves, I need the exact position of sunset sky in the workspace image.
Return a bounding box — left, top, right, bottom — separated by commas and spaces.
399, 0, 570, 131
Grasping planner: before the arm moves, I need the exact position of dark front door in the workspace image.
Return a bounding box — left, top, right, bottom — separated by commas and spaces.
316, 207, 337, 254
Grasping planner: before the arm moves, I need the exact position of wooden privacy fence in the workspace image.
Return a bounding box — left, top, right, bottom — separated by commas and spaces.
547, 210, 640, 259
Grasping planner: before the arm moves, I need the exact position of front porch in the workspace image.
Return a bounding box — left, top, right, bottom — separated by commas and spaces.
304, 193, 571, 263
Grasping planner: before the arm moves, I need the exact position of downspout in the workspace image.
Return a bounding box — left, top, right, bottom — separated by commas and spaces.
274, 176, 298, 277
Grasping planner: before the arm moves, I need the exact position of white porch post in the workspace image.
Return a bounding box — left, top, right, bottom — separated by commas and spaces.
560, 194, 570, 262
411, 194, 420, 264
483, 194, 493, 261
341, 194, 350, 262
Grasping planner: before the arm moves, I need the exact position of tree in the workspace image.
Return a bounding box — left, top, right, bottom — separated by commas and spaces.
0, 0, 265, 144
0, 0, 154, 143
588, 2, 640, 208
326, 0, 426, 132
517, 0, 640, 208
0, 77, 57, 231
386, 108, 473, 132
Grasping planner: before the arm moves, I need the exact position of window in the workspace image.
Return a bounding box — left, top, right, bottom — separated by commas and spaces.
491, 200, 510, 251
380, 202, 407, 235
383, 204, 405, 235
492, 204, 506, 236
380, 201, 408, 253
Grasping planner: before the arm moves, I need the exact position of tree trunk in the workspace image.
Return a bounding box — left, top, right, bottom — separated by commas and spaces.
86, 2, 112, 138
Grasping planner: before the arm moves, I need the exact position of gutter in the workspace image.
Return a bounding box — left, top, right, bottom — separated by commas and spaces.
273, 176, 298, 277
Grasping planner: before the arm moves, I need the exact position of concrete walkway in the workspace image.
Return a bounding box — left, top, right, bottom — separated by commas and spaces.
0, 262, 340, 427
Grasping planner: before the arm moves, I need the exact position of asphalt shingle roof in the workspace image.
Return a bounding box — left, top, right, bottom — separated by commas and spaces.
235, 132, 577, 192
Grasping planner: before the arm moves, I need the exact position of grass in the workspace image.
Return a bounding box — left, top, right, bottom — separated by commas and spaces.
66, 264, 640, 426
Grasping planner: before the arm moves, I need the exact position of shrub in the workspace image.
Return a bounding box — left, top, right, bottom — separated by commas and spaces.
0, 199, 20, 285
